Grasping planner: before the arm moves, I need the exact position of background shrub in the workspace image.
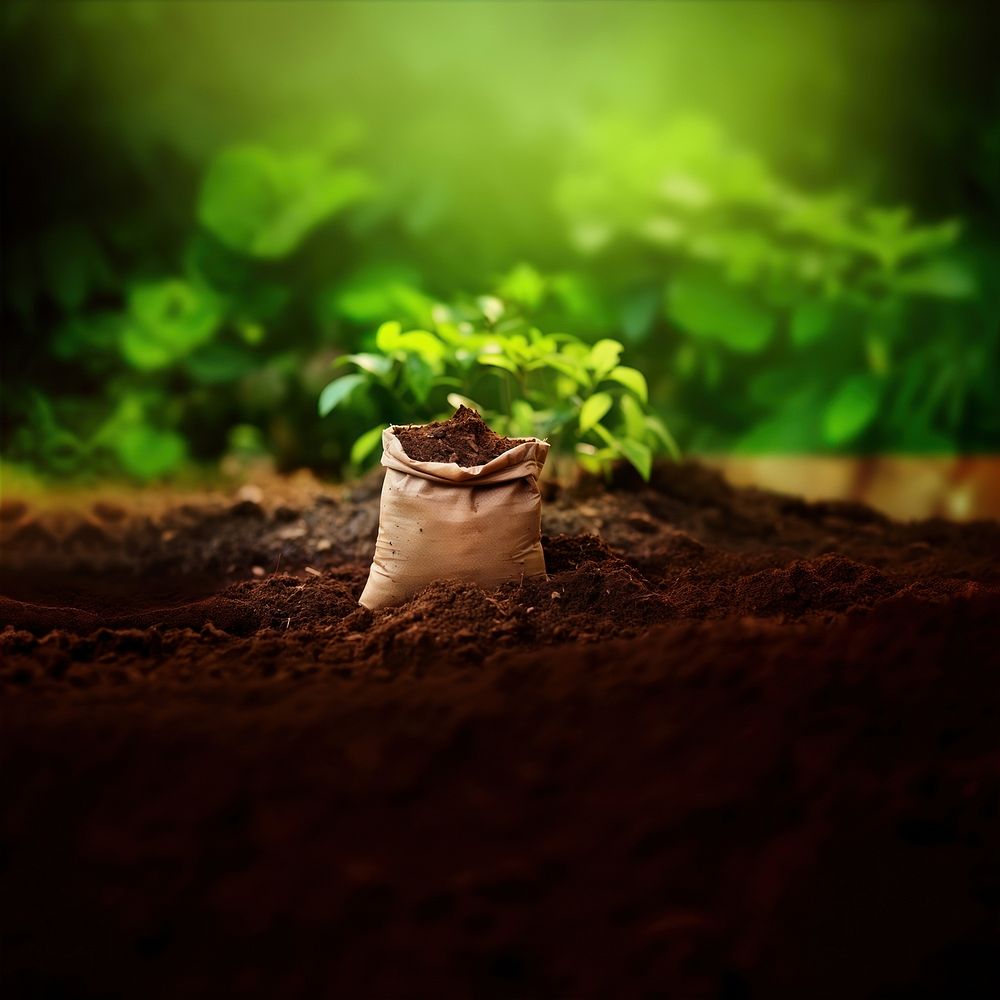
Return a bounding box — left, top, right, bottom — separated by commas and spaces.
2, 1, 997, 481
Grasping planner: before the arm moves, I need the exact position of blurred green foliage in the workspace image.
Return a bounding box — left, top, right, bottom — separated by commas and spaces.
2, 1, 998, 481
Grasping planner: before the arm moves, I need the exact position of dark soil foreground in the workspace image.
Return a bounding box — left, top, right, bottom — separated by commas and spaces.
2, 463, 999, 999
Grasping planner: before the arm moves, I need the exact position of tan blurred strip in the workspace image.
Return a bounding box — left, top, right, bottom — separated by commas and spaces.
702, 456, 1000, 522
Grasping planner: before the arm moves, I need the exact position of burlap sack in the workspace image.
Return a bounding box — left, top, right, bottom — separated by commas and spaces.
359, 426, 550, 610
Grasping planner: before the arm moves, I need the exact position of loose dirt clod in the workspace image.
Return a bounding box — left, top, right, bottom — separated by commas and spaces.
395, 405, 525, 466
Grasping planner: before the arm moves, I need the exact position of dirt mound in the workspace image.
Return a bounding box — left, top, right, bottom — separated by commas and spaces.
395, 405, 525, 466
226, 572, 361, 630
664, 553, 898, 620
0, 592, 260, 638
540, 531, 619, 572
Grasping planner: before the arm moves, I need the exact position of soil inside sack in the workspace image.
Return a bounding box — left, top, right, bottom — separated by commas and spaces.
358, 407, 548, 610
395, 405, 527, 466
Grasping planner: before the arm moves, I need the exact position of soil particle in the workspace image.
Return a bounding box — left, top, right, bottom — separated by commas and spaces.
395, 405, 526, 466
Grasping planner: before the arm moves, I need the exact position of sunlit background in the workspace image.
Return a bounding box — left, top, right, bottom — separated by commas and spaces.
2, 1, 998, 513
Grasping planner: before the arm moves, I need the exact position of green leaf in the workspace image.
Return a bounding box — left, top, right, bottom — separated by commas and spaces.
539, 354, 590, 386
396, 330, 446, 365
618, 439, 652, 480
129, 279, 220, 343
620, 393, 647, 441
538, 405, 577, 436
527, 330, 558, 356
115, 426, 186, 480
822, 375, 882, 445
331, 265, 424, 323
604, 365, 648, 403
587, 338, 623, 376
790, 301, 834, 347
198, 146, 371, 258
592, 422, 618, 448
497, 263, 545, 309
579, 392, 613, 433
645, 415, 681, 460
391, 285, 436, 328
350, 424, 386, 466
404, 353, 434, 403
375, 320, 403, 351
447, 392, 484, 412
478, 354, 520, 374
121, 279, 221, 371
509, 399, 537, 437
865, 336, 890, 376
375, 322, 445, 365
318, 373, 367, 416
498, 333, 530, 362
894, 259, 976, 299
119, 326, 170, 370
667, 271, 774, 353
340, 352, 394, 377
554, 374, 578, 399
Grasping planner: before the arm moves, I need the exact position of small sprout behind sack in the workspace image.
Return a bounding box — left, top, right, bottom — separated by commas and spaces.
359, 407, 549, 610
318, 293, 678, 482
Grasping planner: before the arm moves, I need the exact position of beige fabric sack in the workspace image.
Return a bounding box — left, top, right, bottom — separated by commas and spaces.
359, 426, 550, 610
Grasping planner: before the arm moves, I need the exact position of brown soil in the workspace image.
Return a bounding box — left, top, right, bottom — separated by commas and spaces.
395, 405, 526, 466
2, 462, 999, 999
